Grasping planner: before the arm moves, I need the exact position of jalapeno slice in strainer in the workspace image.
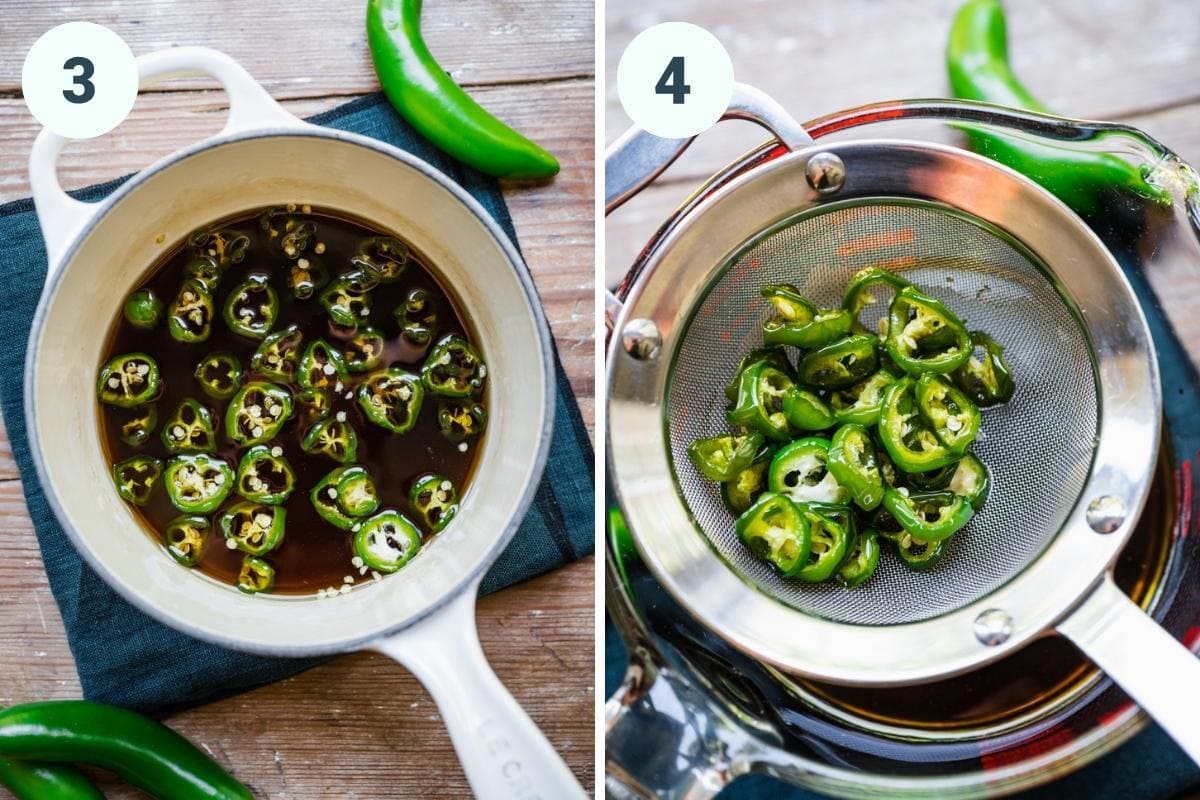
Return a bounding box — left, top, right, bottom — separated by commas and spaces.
688, 432, 765, 483
250, 326, 303, 382
837, 529, 881, 588
225, 382, 294, 447
301, 417, 358, 464
726, 362, 795, 441
164, 453, 233, 514
948, 453, 991, 511
953, 331, 1015, 407
396, 288, 440, 346
734, 492, 810, 576
882, 488, 973, 542
351, 236, 409, 283
112, 455, 163, 506
797, 334, 880, 389
298, 339, 349, 393
238, 556, 276, 594
97, 353, 161, 408
219, 500, 286, 556
358, 367, 424, 434
343, 327, 385, 373
223, 273, 279, 339
194, 352, 243, 400
895, 533, 946, 571
163, 515, 210, 567
353, 510, 422, 573
878, 378, 958, 474
827, 424, 885, 511
721, 458, 771, 515
828, 369, 896, 426
842, 266, 911, 326
915, 373, 981, 455
160, 398, 217, 454
236, 445, 297, 504
796, 505, 855, 583
409, 474, 460, 533
119, 405, 158, 447
319, 276, 370, 326
884, 287, 972, 375
768, 437, 850, 506
123, 289, 163, 329
167, 278, 215, 343
437, 399, 487, 444
422, 334, 486, 397
761, 283, 852, 349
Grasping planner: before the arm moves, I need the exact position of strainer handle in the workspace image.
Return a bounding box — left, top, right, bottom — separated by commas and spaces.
604, 83, 811, 214
1057, 575, 1200, 765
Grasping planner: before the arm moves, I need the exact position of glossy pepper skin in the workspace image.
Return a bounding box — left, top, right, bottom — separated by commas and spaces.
250, 327, 303, 382
721, 459, 770, 515
366, 0, 559, 180
948, 452, 991, 510
726, 362, 796, 441
783, 388, 834, 431
167, 278, 215, 343
236, 445, 297, 504
112, 455, 162, 506
798, 334, 879, 389
319, 276, 370, 326
123, 289, 163, 330
947, 0, 1171, 217
311, 466, 380, 530
0, 701, 253, 800
352, 236, 409, 284
238, 556, 276, 594
877, 377, 958, 473
160, 398, 217, 454
354, 509, 423, 572
219, 501, 286, 556
119, 405, 158, 447
225, 382, 294, 447
422, 334, 486, 397
882, 488, 973, 542
358, 367, 424, 434
97, 353, 161, 408
915, 373, 981, 455
796, 505, 854, 583
953, 331, 1015, 407
409, 474, 460, 532
896, 534, 947, 571
298, 340, 349, 393
343, 327, 386, 373
768, 437, 850, 506
302, 418, 359, 464
760, 284, 852, 349
163, 515, 210, 567
222, 273, 278, 339
437, 398, 486, 443
827, 424, 885, 511
837, 529, 880, 588
687, 432, 765, 482
885, 288, 971, 375
724, 348, 793, 404
734, 492, 811, 576
0, 758, 103, 800
842, 266, 911, 327
397, 288, 439, 347
194, 352, 243, 400
828, 369, 896, 426
163, 454, 234, 514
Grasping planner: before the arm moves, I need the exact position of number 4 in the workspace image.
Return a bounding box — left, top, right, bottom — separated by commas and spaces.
655, 56, 691, 105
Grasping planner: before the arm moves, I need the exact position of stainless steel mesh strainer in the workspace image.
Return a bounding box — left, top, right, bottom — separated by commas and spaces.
606, 85, 1200, 763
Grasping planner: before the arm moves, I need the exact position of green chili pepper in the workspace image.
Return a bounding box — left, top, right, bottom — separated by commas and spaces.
160, 398, 217, 454
366, 0, 559, 180
0, 701, 252, 800
422, 334, 486, 397
311, 466, 380, 529
319, 276, 371, 326
297, 387, 333, 428
164, 453, 234, 514
796, 505, 854, 583
947, 0, 1171, 218
163, 515, 210, 567
359, 367, 424, 433
782, 388, 835, 431
167, 278, 215, 343
189, 225, 250, 269
721, 458, 771, 515
885, 287, 971, 375
225, 382, 294, 447
298, 339, 349, 393
877, 447, 900, 489
397, 288, 440, 347
112, 455, 162, 506
726, 362, 796, 441
760, 284, 852, 348
724, 348, 793, 403
828, 369, 896, 426
355, 509, 423, 573
236, 445, 297, 504
915, 373, 981, 455
194, 352, 244, 400
798, 334, 880, 389
250, 326, 303, 382
735, 492, 810, 576
182, 256, 222, 291
953, 330, 1015, 407
219, 500, 286, 556
352, 236, 409, 284
259, 208, 316, 259
827, 424, 885, 511
288, 254, 329, 300
123, 289, 163, 330
118, 405, 158, 447
97, 353, 160, 408
767, 437, 850, 505
895, 533, 946, 571
343, 327, 386, 373
437, 398, 487, 444
687, 431, 765, 482
409, 473, 460, 532
223, 273, 279, 339
0, 758, 103, 800
877, 377, 957, 473
238, 556, 276, 594
882, 488, 973, 542
302, 417, 359, 464
837, 529, 880, 588
949, 452, 991, 510
842, 266, 911, 327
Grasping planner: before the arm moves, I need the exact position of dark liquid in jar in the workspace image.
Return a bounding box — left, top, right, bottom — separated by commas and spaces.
98, 207, 481, 594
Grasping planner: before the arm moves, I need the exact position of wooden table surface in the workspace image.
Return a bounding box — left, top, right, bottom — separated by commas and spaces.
0, 2, 595, 797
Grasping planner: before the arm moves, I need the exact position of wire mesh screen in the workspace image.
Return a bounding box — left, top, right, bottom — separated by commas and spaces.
666, 201, 1099, 625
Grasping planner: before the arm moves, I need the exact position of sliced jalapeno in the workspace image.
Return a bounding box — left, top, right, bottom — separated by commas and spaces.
236, 445, 297, 504
335, 327, 383, 373
238, 556, 276, 594
877, 377, 957, 473
298, 339, 349, 392
260, 208, 315, 259
885, 287, 971, 374
123, 289, 163, 329
687, 431, 765, 482
167, 279, 215, 343
436, 399, 487, 443
915, 374, 981, 455
112, 455, 162, 506
761, 284, 853, 349
352, 236, 409, 283
358, 367, 424, 434
735, 492, 810, 576
182, 256, 222, 291
721, 454, 772, 515
882, 488, 973, 542
827, 424, 885, 511
188, 225, 250, 268
837, 529, 880, 588
301, 417, 359, 464
396, 288, 440, 346
724, 348, 793, 403
97, 353, 161, 408
409, 474, 459, 532
311, 466, 379, 529
319, 276, 370, 326
287, 255, 329, 300
842, 266, 911, 326
250, 326, 303, 382
726, 362, 796, 441
796, 505, 854, 583
297, 387, 332, 428
223, 273, 279, 339
354, 509, 422, 573
219, 500, 286, 555
895, 534, 946, 571
194, 352, 243, 400
118, 405, 158, 447
422, 334, 486, 397
783, 388, 835, 431
225, 382, 294, 447
160, 398, 217, 454
829, 369, 897, 426
163, 453, 233, 514
798, 334, 880, 389
163, 515, 210, 567
953, 331, 1015, 407
949, 452, 991, 511
768, 437, 850, 505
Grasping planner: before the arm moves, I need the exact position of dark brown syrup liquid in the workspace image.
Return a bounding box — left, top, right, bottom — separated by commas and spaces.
99, 207, 480, 594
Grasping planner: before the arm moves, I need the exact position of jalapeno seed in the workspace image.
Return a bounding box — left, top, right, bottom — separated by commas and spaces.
97, 353, 161, 408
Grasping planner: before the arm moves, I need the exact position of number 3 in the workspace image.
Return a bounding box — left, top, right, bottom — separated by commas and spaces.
655, 56, 691, 105
62, 56, 95, 104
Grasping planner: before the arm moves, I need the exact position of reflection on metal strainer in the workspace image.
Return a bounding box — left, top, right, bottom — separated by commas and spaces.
667, 200, 1098, 625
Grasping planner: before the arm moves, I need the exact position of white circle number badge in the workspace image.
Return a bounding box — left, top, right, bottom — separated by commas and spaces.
616, 22, 734, 139
22, 22, 138, 139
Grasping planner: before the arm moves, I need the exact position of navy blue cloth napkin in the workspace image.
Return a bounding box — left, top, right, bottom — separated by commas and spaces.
0, 93, 593, 713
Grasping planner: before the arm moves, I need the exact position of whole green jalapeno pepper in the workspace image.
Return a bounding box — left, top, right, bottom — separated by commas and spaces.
953, 330, 1015, 407
354, 509, 423, 572
236, 445, 297, 504
409, 473, 460, 532
798, 334, 880, 389
949, 452, 991, 511
118, 405, 158, 447
422, 334, 486, 397
0, 758, 103, 800
343, 327, 386, 373
397, 288, 440, 347
302, 417, 359, 464
796, 505, 854, 583
112, 455, 162, 506
828, 369, 896, 426
189, 225, 250, 268
359, 367, 424, 433
721, 458, 771, 515
916, 374, 981, 455
726, 362, 796, 441
167, 278, 215, 343
298, 339, 349, 393
768, 437, 850, 505
163, 515, 211, 567
827, 424, 885, 511
160, 398, 217, 454
760, 283, 852, 349
123, 288, 163, 330
288, 254, 329, 300
877, 377, 958, 473
842, 266, 911, 328
895, 533, 947, 571
885, 287, 971, 375
164, 453, 233, 514
352, 236, 409, 283
687, 431, 765, 482
366, 0, 559, 181
219, 500, 286, 556
194, 352, 243, 400
311, 466, 380, 529
238, 556, 276, 594
724, 347, 793, 403
437, 398, 487, 443
320, 276, 371, 326
782, 387, 835, 431
223, 273, 279, 339
882, 488, 973, 542
225, 382, 294, 446
734, 492, 810, 576
250, 326, 303, 382
259, 208, 316, 259
97, 353, 161, 408
182, 255, 222, 291
837, 529, 881, 588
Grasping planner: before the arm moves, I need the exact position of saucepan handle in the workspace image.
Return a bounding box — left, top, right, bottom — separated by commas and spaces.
370, 576, 587, 799
29, 46, 304, 270
1056, 574, 1200, 766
